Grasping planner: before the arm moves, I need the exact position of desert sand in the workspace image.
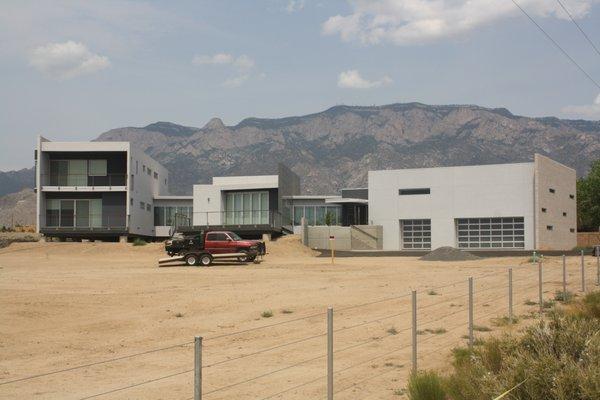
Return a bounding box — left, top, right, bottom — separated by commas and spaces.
0, 236, 596, 400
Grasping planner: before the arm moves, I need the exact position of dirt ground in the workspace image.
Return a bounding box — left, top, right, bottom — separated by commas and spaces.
0, 236, 597, 400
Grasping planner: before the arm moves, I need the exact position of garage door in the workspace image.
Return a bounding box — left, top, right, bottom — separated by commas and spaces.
456, 217, 525, 249
401, 219, 431, 249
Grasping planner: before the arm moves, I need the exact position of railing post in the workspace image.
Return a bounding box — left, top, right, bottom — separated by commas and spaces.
194, 336, 202, 400
411, 290, 417, 372
581, 250, 586, 293
508, 268, 513, 324
562, 255, 567, 299
468, 277, 473, 348
327, 307, 333, 400
538, 261, 543, 313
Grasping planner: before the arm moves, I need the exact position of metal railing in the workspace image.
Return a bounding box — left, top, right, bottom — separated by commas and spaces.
192, 210, 282, 228
41, 174, 127, 187
41, 213, 127, 231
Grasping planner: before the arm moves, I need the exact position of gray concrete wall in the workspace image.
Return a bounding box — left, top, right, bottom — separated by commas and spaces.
306, 225, 383, 250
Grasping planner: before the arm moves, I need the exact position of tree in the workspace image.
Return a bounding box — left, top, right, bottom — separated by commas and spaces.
577, 159, 600, 232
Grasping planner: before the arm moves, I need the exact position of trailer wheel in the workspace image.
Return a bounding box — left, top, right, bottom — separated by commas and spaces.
199, 254, 213, 266
185, 254, 198, 266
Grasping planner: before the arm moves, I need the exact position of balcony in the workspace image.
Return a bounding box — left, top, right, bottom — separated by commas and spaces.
41, 213, 127, 234
40, 174, 127, 191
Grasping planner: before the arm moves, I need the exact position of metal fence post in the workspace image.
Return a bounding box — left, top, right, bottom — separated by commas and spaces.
411, 290, 417, 372
327, 307, 333, 400
194, 336, 202, 400
508, 268, 513, 324
562, 255, 567, 299
538, 261, 543, 313
581, 250, 586, 293
468, 278, 473, 348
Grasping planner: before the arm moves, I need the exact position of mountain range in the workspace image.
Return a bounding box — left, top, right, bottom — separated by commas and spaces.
2, 102, 599, 203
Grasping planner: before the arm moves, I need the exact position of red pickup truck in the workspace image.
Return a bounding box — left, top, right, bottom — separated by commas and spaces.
164, 230, 266, 266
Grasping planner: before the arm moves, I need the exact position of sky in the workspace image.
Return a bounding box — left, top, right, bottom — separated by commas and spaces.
1, 0, 600, 171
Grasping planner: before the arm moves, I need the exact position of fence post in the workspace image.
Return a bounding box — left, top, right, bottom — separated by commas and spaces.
562, 255, 567, 299
194, 336, 202, 400
411, 290, 417, 372
581, 250, 586, 293
468, 277, 473, 349
508, 268, 513, 324
538, 261, 543, 313
327, 307, 333, 400
597, 250, 599, 286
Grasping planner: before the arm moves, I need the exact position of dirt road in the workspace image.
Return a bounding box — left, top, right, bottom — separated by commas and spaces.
0, 237, 595, 399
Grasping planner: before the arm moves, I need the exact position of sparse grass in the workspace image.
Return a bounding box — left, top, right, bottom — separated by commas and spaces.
393, 388, 406, 396
542, 299, 555, 309
491, 315, 519, 327
387, 326, 398, 335
281, 309, 294, 314
578, 290, 600, 318
425, 328, 447, 334
473, 325, 491, 332
524, 299, 536, 306
132, 238, 147, 246
174, 312, 183, 318
406, 370, 446, 400
554, 290, 574, 303
261, 310, 273, 318
416, 329, 426, 335
427, 289, 439, 296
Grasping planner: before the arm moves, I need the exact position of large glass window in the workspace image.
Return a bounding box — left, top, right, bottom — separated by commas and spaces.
224, 191, 269, 225
60, 200, 75, 227
456, 217, 524, 249
292, 205, 341, 226
46, 199, 102, 228
88, 160, 107, 176
46, 199, 60, 226
154, 206, 192, 227
401, 219, 431, 250
75, 200, 90, 227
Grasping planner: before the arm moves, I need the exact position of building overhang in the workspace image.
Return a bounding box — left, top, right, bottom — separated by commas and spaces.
325, 197, 368, 205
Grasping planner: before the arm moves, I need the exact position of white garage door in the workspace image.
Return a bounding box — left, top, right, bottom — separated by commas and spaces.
456, 217, 525, 249
401, 219, 431, 250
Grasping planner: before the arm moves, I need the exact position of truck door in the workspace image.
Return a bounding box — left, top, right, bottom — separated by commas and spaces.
205, 232, 229, 254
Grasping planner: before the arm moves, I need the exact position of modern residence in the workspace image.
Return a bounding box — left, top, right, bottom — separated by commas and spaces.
368, 154, 577, 251
35, 136, 170, 241
188, 164, 300, 239
284, 188, 369, 234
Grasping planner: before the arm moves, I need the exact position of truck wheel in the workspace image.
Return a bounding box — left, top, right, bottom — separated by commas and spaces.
199, 254, 213, 266
185, 254, 198, 266
237, 250, 249, 262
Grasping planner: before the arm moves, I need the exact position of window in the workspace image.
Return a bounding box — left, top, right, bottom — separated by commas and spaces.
563, 212, 567, 217
140, 201, 145, 210
130, 198, 133, 206
547, 225, 553, 231
136, 160, 138, 174
569, 194, 574, 199
147, 168, 151, 176
165, 178, 167, 185
206, 232, 229, 241
146, 203, 151, 212
154, 206, 192, 226
570, 228, 575, 233
88, 160, 107, 176
456, 217, 524, 249
399, 188, 430, 195
224, 191, 269, 225
549, 188, 555, 193
130, 174, 134, 190
401, 219, 431, 249
154, 172, 158, 179
541, 208, 547, 213
45, 199, 101, 228
292, 205, 341, 226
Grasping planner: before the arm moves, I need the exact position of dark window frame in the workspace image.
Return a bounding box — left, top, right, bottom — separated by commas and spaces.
399, 188, 431, 196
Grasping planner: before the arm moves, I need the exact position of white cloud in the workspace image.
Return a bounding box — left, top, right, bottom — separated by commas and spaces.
322, 0, 597, 45
338, 69, 392, 89
192, 52, 257, 88
562, 93, 600, 118
286, 0, 305, 13
29, 41, 110, 79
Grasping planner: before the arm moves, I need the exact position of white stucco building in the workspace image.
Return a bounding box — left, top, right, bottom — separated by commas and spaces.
368, 154, 577, 251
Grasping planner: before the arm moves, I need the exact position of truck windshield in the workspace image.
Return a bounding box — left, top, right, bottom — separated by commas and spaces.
228, 232, 242, 241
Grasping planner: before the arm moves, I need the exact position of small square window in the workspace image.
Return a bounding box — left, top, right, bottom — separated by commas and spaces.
130, 198, 133, 206
541, 208, 547, 213
146, 204, 151, 212
143, 165, 146, 172
154, 172, 158, 179
570, 228, 575, 233
569, 194, 574, 199
563, 212, 567, 217
147, 168, 151, 176
549, 188, 555, 193
140, 201, 145, 210
546, 225, 553, 231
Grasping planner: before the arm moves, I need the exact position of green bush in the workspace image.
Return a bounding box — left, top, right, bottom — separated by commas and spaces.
580, 291, 600, 318
261, 310, 273, 318
132, 238, 147, 246
407, 370, 446, 400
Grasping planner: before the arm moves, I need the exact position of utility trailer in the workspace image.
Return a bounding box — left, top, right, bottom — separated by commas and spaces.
159, 229, 265, 267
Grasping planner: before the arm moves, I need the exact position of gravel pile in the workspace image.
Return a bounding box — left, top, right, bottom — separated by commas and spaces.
420, 246, 480, 261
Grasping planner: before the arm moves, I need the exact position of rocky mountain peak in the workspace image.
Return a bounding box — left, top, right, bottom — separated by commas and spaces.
204, 117, 226, 130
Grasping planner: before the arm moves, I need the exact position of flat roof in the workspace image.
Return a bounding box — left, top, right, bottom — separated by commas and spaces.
325, 197, 368, 204
368, 161, 534, 175
282, 195, 339, 200
154, 196, 193, 200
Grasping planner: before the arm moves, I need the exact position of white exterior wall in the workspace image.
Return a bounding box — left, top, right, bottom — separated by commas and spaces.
369, 163, 536, 251
128, 146, 170, 237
